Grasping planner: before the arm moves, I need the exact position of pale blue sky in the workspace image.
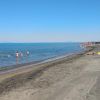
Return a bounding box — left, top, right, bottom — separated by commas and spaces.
0, 0, 100, 42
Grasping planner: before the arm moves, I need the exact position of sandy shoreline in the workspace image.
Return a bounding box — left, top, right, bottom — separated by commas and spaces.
0, 47, 91, 74
0, 50, 85, 72
0, 46, 98, 100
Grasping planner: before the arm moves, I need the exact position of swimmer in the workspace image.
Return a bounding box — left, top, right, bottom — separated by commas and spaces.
26, 51, 30, 55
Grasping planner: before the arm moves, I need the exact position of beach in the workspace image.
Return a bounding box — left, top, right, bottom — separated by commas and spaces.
0, 46, 100, 100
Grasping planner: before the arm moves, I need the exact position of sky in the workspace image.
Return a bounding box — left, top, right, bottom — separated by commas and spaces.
0, 0, 100, 42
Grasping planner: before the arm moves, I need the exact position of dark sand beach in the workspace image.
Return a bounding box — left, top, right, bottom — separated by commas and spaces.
0, 46, 100, 100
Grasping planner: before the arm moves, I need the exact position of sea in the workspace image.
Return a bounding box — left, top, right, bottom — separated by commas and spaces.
0, 43, 84, 68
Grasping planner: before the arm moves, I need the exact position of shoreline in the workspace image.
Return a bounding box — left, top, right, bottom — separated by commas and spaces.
0, 49, 89, 75
0, 47, 90, 73
0, 52, 84, 75
0, 51, 83, 71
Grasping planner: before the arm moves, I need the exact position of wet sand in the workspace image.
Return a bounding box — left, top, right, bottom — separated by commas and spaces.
0, 46, 100, 100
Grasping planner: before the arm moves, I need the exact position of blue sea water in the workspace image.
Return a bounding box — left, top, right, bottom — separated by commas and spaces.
0, 43, 84, 68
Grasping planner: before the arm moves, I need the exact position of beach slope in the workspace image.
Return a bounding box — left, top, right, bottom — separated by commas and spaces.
0, 46, 100, 100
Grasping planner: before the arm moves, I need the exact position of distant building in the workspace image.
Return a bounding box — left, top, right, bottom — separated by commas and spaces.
81, 42, 95, 48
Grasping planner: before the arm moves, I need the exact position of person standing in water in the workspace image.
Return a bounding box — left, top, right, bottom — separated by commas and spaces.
16, 51, 19, 58
16, 51, 19, 64
20, 52, 23, 57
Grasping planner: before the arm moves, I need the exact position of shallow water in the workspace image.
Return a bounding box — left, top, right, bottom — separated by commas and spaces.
0, 43, 84, 67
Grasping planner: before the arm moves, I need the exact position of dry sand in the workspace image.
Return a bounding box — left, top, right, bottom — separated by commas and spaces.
0, 46, 100, 100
